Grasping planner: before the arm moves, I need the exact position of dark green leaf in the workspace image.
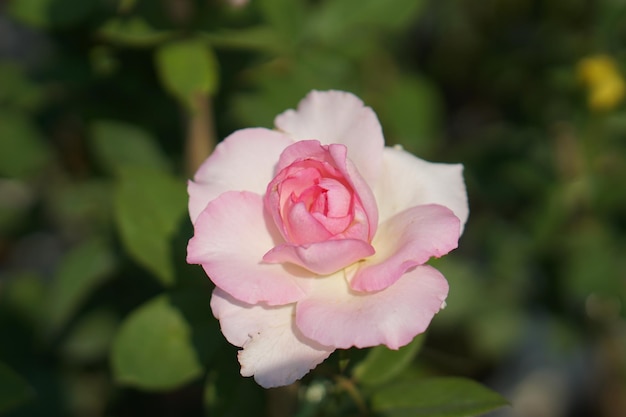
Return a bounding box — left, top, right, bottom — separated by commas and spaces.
0, 362, 33, 413
155, 39, 219, 107
231, 55, 357, 127
1, 271, 45, 324
352, 335, 424, 386
98, 17, 173, 47
0, 63, 44, 110
372, 377, 508, 417
202, 27, 285, 54
111, 294, 204, 391
0, 111, 49, 179
258, 0, 306, 42
114, 167, 187, 286
307, 0, 427, 43
469, 308, 524, 358
204, 367, 265, 417
61, 309, 119, 363
46, 239, 117, 334
7, 0, 97, 28
565, 221, 623, 299
47, 180, 114, 237
0, 179, 35, 235
90, 120, 170, 175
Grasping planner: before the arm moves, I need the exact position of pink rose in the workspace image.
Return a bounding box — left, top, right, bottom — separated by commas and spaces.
187, 90, 468, 388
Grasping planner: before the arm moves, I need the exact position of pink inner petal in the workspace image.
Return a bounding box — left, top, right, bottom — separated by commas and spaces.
327, 144, 379, 240
265, 140, 375, 246
318, 178, 352, 217
284, 201, 333, 244
311, 212, 352, 236
274, 140, 333, 173
263, 239, 375, 275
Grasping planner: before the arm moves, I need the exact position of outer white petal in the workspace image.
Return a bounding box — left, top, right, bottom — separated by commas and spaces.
211, 289, 334, 388
188, 128, 294, 223
374, 146, 469, 233
274, 90, 384, 185
295, 266, 449, 350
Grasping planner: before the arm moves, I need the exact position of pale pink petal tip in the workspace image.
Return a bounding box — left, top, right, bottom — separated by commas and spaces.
188, 128, 293, 223
188, 191, 310, 306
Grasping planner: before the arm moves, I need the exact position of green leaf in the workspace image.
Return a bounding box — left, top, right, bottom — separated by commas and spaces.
2, 271, 45, 324
0, 362, 33, 413
114, 166, 187, 286
155, 39, 219, 107
46, 239, 117, 334
204, 367, 265, 417
61, 309, 119, 363
231, 54, 357, 127
352, 335, 424, 386
430, 259, 482, 327
372, 377, 508, 417
0, 111, 49, 179
470, 307, 524, 358
47, 180, 114, 237
565, 221, 623, 299
0, 63, 44, 110
7, 0, 97, 28
258, 0, 306, 42
307, 0, 427, 43
201, 27, 285, 54
98, 17, 173, 47
90, 120, 170, 175
380, 75, 443, 157
111, 294, 203, 391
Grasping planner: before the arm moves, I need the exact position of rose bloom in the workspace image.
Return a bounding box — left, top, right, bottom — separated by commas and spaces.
187, 90, 468, 388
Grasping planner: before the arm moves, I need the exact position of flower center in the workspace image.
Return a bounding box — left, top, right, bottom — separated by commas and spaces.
269, 159, 357, 244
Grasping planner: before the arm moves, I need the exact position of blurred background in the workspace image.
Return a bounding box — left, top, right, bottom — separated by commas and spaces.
1, 0, 626, 416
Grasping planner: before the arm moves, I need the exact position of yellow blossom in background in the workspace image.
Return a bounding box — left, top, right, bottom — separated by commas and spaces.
577, 54, 625, 112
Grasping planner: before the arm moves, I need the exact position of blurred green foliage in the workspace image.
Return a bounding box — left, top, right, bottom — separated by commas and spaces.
1, 0, 626, 416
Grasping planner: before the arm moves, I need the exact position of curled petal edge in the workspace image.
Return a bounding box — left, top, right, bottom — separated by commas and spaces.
263, 239, 375, 275
350, 204, 461, 292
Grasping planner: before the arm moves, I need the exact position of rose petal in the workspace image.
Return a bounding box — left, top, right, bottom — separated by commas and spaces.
211, 289, 334, 388
284, 201, 333, 243
328, 143, 378, 240
274, 90, 384, 185
375, 146, 469, 233
274, 139, 335, 173
270, 140, 378, 242
187, 191, 311, 305
295, 265, 449, 350
349, 204, 460, 292
318, 178, 351, 217
263, 239, 375, 275
188, 128, 294, 223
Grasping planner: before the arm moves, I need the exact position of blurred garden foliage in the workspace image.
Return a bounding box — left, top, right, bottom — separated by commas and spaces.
1, 0, 626, 416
